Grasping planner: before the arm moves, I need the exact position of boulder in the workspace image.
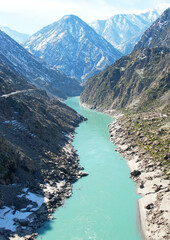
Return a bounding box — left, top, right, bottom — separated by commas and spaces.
79, 171, 88, 177
130, 170, 141, 177
145, 203, 154, 210
18, 219, 29, 226
153, 184, 162, 192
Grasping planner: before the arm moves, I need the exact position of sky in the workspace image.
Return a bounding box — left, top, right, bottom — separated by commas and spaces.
0, 0, 170, 34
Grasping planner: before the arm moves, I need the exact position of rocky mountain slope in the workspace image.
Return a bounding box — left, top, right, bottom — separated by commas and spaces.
81, 47, 170, 112
0, 27, 29, 44
0, 30, 83, 99
0, 59, 86, 239
24, 15, 122, 83
0, 59, 84, 185
90, 10, 159, 54
81, 8, 170, 113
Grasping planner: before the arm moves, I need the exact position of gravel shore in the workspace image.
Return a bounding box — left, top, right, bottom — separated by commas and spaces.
108, 114, 170, 240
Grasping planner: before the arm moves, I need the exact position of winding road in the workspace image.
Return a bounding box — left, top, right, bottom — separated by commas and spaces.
0, 89, 35, 98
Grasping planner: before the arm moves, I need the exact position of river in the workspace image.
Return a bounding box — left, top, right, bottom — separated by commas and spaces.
37, 97, 142, 240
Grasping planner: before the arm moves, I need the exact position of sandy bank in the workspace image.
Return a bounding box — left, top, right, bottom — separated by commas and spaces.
109, 117, 170, 240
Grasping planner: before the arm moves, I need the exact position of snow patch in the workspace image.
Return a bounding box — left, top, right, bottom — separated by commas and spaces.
0, 190, 45, 232
62, 131, 69, 139
96, 56, 105, 68
0, 206, 31, 231
3, 119, 36, 138
148, 37, 152, 45
57, 32, 65, 39
25, 192, 44, 211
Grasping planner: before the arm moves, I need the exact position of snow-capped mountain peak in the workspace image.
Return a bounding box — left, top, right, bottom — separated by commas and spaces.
24, 15, 122, 82
89, 10, 160, 54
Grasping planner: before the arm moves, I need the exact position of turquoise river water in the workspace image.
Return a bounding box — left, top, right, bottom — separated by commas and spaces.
38, 97, 142, 240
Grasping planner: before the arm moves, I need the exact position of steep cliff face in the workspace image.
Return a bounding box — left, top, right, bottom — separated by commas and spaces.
0, 58, 35, 95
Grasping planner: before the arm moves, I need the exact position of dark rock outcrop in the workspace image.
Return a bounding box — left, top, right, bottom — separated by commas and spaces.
130, 170, 141, 178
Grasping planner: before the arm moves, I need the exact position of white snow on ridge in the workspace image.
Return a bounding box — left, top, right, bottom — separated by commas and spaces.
33, 39, 48, 51
89, 10, 160, 54
57, 32, 65, 40
24, 15, 122, 82
148, 37, 152, 46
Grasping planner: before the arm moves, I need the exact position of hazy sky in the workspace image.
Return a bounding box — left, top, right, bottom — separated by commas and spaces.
0, 0, 169, 34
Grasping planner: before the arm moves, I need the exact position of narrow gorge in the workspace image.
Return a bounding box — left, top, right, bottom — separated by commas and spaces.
37, 97, 142, 240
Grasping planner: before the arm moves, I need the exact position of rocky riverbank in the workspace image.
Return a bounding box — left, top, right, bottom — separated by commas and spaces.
0, 74, 88, 240
0, 135, 88, 240
108, 112, 170, 240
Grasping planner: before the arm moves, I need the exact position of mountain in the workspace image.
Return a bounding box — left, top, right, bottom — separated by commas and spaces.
80, 8, 170, 112
0, 58, 84, 185
0, 30, 83, 98
134, 7, 170, 50
0, 58, 85, 238
81, 47, 170, 111
24, 15, 122, 83
89, 10, 159, 54
0, 26, 29, 44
